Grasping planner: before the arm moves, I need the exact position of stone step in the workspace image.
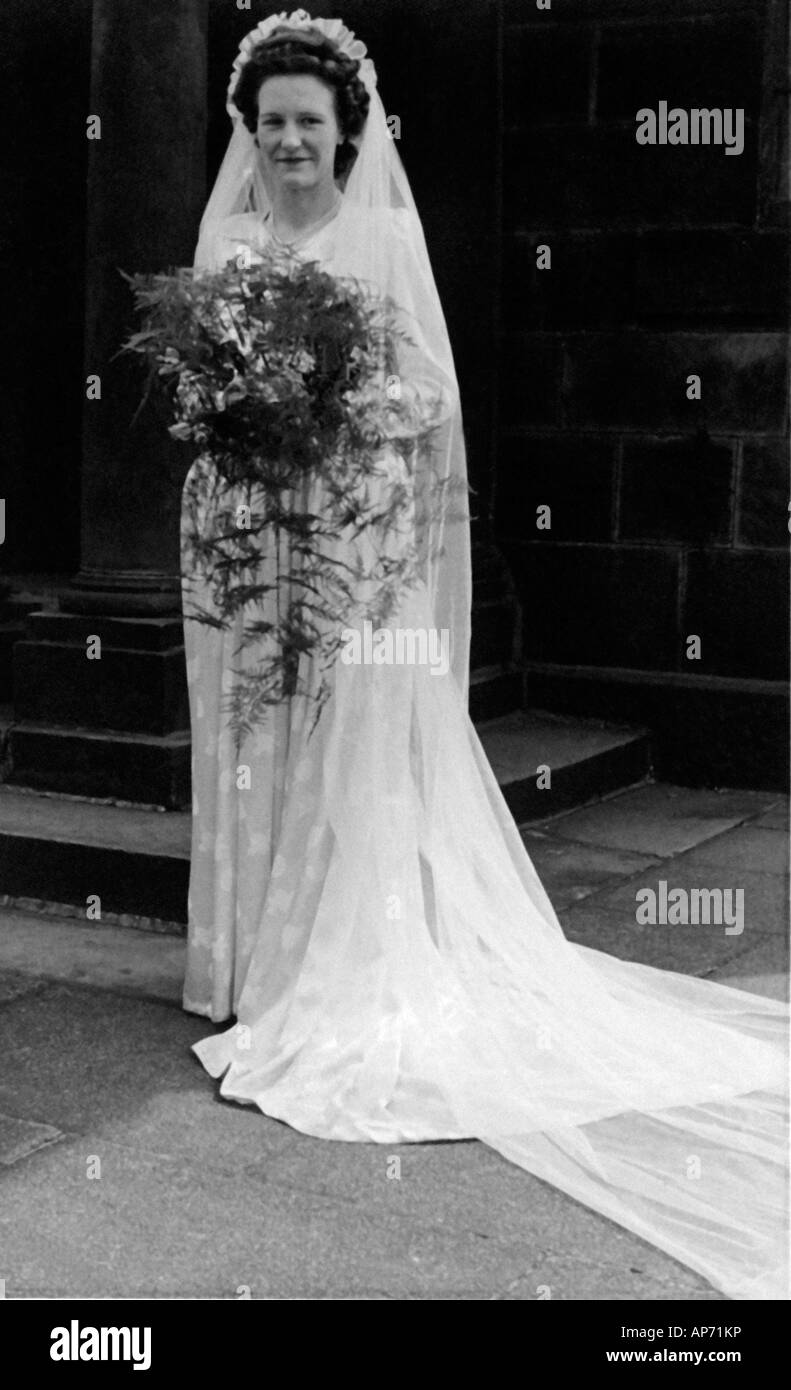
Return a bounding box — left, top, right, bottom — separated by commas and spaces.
0, 710, 651, 927
0, 623, 25, 701
468, 664, 522, 723
476, 707, 652, 824
524, 661, 788, 792
1, 559, 521, 800
7, 722, 191, 810
0, 574, 71, 700
4, 670, 519, 806
469, 597, 518, 670
0, 574, 70, 621
0, 785, 189, 927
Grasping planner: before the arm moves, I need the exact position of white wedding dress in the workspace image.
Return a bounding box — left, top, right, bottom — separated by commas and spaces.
181, 203, 788, 1302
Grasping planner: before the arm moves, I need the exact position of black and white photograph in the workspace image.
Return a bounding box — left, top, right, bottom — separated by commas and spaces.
0, 0, 789, 1338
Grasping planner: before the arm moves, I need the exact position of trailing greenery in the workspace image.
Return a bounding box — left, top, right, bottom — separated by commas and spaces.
123, 250, 452, 743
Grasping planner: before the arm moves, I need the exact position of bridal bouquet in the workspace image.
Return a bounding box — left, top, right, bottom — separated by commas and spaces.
123, 249, 452, 740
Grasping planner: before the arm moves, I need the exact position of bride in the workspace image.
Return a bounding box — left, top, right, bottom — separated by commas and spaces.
180, 11, 788, 1301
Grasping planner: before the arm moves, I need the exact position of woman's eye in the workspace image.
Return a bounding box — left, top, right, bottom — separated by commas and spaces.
260, 117, 321, 127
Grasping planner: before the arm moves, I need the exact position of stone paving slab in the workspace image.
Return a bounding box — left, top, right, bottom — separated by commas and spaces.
0, 911, 184, 1003
534, 784, 781, 857
0, 1135, 568, 1301
251, 1128, 715, 1300
0, 785, 190, 857
669, 825, 788, 875
594, 861, 788, 936
0, 1111, 64, 1166
0, 1050, 716, 1300
711, 934, 790, 1002
559, 905, 770, 978
752, 805, 789, 831
0, 968, 49, 1006
0, 985, 298, 1171
493, 1261, 725, 1301
0, 974, 727, 1301
521, 832, 659, 909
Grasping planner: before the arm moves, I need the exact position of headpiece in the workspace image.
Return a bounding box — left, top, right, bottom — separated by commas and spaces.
225, 9, 376, 123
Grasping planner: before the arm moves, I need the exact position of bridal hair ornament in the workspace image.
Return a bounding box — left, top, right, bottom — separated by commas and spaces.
225, 9, 377, 119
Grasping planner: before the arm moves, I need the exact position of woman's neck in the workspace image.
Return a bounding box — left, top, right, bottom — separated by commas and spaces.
271, 182, 340, 238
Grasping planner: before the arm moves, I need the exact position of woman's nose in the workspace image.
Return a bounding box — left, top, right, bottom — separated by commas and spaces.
280, 125, 302, 149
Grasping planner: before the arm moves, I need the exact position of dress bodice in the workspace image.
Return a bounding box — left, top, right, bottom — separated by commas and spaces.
208, 201, 343, 270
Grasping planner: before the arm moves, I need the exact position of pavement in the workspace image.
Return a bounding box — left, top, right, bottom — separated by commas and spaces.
0, 779, 787, 1300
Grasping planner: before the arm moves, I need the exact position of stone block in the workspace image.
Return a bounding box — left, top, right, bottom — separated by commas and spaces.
737, 439, 791, 547
560, 333, 788, 433
504, 126, 758, 229
495, 434, 615, 541
619, 435, 733, 543
503, 543, 680, 669
503, 233, 636, 331
684, 550, 790, 679
596, 17, 763, 120
504, 27, 592, 126
632, 232, 788, 329
500, 332, 562, 427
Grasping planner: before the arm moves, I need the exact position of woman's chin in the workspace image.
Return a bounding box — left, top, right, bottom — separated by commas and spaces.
275, 168, 315, 185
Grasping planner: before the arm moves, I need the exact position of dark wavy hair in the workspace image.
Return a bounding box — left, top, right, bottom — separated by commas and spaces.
231, 28, 370, 183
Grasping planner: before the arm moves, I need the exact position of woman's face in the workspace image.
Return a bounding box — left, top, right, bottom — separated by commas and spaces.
255, 74, 343, 196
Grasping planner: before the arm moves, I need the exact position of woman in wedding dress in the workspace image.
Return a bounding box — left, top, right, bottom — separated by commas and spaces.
180, 12, 788, 1301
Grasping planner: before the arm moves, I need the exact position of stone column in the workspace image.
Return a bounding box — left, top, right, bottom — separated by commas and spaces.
71, 0, 208, 613
11, 0, 208, 807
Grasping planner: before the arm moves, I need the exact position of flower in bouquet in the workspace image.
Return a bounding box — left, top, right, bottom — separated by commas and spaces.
122, 248, 459, 743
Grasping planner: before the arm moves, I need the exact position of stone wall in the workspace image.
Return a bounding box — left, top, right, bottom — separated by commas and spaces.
496, 0, 789, 785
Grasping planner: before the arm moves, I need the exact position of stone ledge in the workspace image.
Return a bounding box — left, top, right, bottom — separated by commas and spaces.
523, 662, 789, 790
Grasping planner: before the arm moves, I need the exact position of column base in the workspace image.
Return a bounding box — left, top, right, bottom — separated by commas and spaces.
9, 605, 191, 807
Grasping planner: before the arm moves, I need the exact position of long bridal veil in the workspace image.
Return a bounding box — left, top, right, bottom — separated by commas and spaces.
193, 11, 472, 697
185, 12, 789, 1301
